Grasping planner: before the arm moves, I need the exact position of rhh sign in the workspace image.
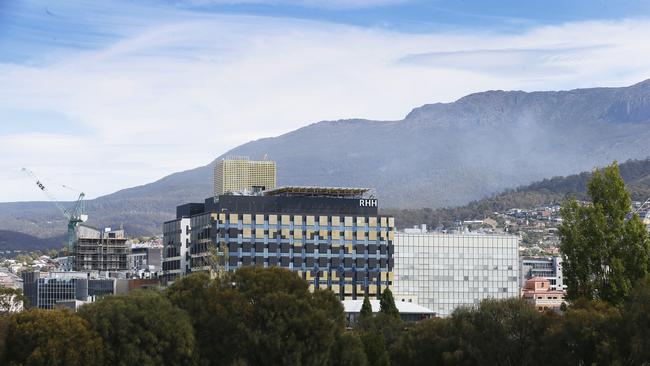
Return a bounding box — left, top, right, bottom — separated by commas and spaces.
359, 199, 378, 207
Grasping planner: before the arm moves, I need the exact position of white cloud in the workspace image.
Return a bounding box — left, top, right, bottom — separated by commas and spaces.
2, 11, 650, 202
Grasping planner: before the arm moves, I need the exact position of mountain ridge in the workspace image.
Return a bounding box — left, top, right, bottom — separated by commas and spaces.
2, 79, 650, 246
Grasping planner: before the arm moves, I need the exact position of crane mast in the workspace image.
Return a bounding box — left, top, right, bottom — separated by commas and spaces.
21, 168, 87, 254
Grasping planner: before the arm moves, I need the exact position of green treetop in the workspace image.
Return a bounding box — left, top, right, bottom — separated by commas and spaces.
360, 295, 373, 320
560, 161, 650, 305
379, 288, 399, 319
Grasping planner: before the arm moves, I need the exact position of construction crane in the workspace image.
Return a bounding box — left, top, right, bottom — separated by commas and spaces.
21, 168, 87, 253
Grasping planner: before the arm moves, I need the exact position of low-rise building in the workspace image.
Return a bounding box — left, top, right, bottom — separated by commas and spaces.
22, 271, 116, 310
521, 277, 566, 311
342, 299, 435, 326
22, 270, 162, 310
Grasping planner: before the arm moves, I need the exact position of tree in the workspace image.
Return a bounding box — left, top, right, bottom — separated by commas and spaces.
329, 332, 368, 366
167, 267, 346, 366
380, 288, 399, 319
447, 298, 549, 366
1, 309, 104, 366
620, 275, 650, 364
560, 162, 650, 304
0, 287, 25, 314
360, 331, 390, 366
360, 295, 373, 321
543, 299, 622, 365
78, 290, 196, 366
15, 254, 32, 265
392, 318, 466, 366
165, 272, 250, 366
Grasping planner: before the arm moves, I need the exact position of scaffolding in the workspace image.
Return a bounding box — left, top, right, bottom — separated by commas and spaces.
73, 225, 129, 271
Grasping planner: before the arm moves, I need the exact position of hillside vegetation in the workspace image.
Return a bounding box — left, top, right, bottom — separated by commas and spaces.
386, 159, 650, 229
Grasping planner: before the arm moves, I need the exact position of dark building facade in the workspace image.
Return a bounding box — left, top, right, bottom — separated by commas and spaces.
164, 187, 395, 299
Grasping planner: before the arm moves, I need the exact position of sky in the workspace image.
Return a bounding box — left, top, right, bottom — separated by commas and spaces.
2, 0, 650, 202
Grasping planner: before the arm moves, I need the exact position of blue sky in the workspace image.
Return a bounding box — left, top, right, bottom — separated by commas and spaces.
2, 0, 650, 202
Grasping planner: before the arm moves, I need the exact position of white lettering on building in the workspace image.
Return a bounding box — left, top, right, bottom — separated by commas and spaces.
359, 199, 378, 207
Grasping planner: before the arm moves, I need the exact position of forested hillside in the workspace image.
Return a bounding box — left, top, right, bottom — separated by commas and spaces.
386, 159, 650, 229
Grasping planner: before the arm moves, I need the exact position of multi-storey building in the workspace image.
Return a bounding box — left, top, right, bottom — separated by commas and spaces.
74, 225, 129, 272
164, 186, 395, 300
393, 232, 519, 317
214, 157, 276, 196
162, 216, 191, 285
520, 256, 564, 291
129, 243, 163, 278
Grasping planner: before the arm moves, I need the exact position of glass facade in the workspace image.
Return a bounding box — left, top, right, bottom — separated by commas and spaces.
162, 218, 190, 284
22, 271, 116, 309
393, 233, 519, 317
520, 256, 564, 291
186, 212, 395, 300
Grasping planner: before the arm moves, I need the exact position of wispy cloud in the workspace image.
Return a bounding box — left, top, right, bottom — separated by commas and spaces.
2, 1, 650, 202
181, 0, 411, 9
399, 44, 615, 76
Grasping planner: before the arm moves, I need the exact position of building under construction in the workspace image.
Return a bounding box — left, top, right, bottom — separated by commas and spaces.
74, 225, 129, 272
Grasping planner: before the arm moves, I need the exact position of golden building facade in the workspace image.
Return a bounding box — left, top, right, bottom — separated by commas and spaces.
214, 157, 276, 196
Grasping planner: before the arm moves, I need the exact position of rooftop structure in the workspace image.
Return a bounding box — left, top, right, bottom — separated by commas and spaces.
214, 157, 276, 196
263, 186, 372, 199
342, 299, 435, 325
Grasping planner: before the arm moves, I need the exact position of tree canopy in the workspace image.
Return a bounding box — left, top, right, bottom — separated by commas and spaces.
560, 162, 650, 304
380, 288, 399, 319
360, 295, 372, 320
0, 287, 25, 314
1, 309, 103, 366
78, 290, 196, 366
166, 267, 344, 366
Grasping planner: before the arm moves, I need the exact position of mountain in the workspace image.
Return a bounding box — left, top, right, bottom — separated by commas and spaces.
0, 230, 65, 252
2, 79, 650, 246
387, 158, 650, 229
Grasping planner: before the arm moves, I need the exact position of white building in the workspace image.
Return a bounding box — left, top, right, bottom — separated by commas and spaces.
393, 232, 520, 317
342, 299, 435, 326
